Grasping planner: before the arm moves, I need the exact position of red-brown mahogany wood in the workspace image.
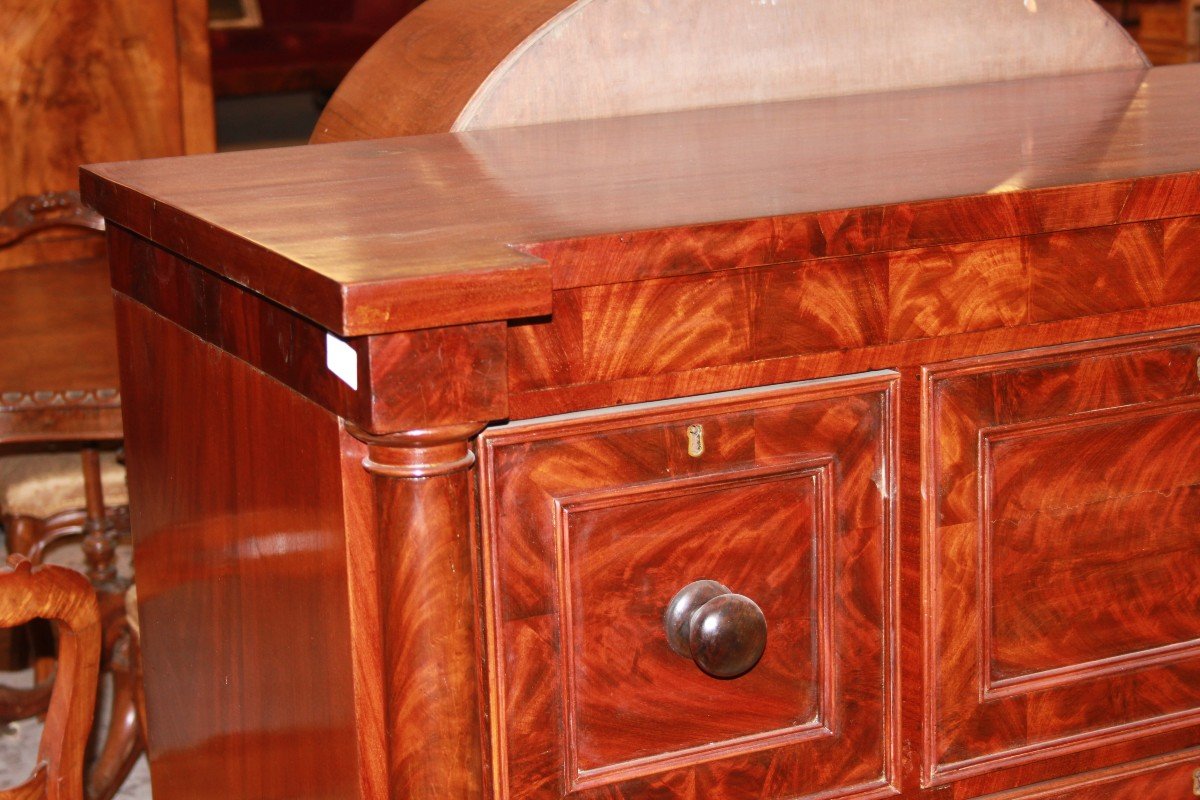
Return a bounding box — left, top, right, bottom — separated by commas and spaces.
89, 63, 1200, 800
350, 425, 490, 800
0, 557, 101, 800
113, 297, 366, 799
82, 66, 1200, 337
0, 257, 121, 445
478, 374, 899, 800
923, 329, 1200, 787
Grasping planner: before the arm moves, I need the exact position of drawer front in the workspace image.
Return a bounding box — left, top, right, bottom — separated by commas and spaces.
479, 372, 898, 800
923, 328, 1200, 785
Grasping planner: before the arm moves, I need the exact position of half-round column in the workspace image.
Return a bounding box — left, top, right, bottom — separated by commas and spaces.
351, 422, 488, 800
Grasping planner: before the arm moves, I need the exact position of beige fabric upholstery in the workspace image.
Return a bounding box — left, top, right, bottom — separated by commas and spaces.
0, 451, 128, 518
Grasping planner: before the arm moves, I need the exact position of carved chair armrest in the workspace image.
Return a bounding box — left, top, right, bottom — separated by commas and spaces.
0, 192, 105, 251
0, 555, 101, 800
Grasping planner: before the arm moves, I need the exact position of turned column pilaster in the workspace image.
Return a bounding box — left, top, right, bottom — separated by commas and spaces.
350, 422, 489, 800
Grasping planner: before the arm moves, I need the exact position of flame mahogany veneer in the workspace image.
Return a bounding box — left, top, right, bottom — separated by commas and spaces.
82, 65, 1200, 799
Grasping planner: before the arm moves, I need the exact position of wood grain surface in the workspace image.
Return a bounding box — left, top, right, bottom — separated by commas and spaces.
90, 22, 1200, 800
313, 0, 1144, 140
478, 374, 898, 800
0, 557, 101, 800
0, 257, 121, 445
82, 65, 1200, 336
923, 330, 1200, 786
0, 0, 213, 271
113, 298, 366, 800
353, 428, 490, 800
508, 217, 1200, 396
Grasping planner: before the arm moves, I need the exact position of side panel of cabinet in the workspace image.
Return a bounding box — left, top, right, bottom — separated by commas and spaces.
114, 296, 365, 800
923, 328, 1200, 787
479, 373, 900, 800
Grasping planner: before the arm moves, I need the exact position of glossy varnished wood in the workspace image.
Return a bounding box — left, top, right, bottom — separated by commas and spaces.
0, 557, 101, 800
923, 329, 1200, 786
113, 299, 366, 799
478, 374, 898, 800
82, 66, 1200, 336
86, 45, 1200, 800
352, 429, 490, 800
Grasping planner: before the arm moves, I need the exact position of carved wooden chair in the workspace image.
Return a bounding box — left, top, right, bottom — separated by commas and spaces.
1, 0, 214, 795
0, 555, 101, 800
0, 207, 143, 800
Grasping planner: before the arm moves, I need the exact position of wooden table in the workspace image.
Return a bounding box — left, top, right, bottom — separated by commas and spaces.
81, 60, 1200, 800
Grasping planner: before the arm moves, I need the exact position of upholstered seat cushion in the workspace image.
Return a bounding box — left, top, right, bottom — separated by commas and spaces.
0, 452, 128, 518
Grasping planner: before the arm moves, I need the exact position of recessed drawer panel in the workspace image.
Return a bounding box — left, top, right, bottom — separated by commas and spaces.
479, 372, 898, 800
923, 328, 1200, 787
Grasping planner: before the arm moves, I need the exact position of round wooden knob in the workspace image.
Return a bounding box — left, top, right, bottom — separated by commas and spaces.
664, 580, 767, 679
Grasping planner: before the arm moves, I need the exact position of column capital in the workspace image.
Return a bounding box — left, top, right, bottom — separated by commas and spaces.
347, 421, 486, 478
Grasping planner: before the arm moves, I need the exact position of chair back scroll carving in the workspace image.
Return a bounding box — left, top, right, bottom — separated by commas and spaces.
0, 193, 105, 252
0, 556, 101, 800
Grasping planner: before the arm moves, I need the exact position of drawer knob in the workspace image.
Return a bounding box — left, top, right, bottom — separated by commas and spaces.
664, 579, 767, 679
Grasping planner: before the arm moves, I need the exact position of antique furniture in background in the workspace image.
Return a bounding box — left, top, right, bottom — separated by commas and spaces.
0, 556, 102, 800
1136, 0, 1200, 63
84, 0, 1200, 798
0, 1, 215, 797
311, 0, 1143, 140
208, 0, 424, 96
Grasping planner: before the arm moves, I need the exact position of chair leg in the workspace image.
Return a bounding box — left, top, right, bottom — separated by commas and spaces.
84, 619, 144, 800
2, 452, 146, 791
80, 448, 119, 587
4, 512, 47, 560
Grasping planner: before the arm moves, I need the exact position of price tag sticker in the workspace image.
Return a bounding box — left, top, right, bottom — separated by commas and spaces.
325, 332, 359, 390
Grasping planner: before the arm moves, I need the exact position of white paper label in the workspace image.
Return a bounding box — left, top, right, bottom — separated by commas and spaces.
325, 332, 359, 390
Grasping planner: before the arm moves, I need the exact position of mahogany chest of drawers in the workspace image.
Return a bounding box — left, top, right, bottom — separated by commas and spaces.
82, 64, 1200, 799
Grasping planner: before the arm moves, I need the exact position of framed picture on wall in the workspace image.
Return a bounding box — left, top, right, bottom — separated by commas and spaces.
209, 0, 262, 29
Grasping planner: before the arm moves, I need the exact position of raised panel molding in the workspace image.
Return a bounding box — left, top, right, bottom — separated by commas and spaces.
556, 461, 838, 790
922, 329, 1200, 786
480, 374, 899, 800
980, 398, 1200, 700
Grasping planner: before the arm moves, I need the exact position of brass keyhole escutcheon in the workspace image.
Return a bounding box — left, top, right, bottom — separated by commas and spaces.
1193, 767, 1200, 796
686, 424, 704, 457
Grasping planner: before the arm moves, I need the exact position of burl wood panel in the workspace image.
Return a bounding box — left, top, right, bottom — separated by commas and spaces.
0, 0, 213, 271
314, 0, 1141, 139
113, 297, 367, 800
923, 329, 1200, 787
478, 373, 898, 800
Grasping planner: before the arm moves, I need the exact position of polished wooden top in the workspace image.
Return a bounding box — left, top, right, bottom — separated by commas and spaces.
83, 65, 1200, 337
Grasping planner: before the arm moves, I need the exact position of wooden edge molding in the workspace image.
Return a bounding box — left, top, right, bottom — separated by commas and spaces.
348, 422, 487, 478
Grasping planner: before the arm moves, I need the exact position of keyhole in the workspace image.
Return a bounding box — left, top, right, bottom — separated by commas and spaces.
686, 424, 704, 458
